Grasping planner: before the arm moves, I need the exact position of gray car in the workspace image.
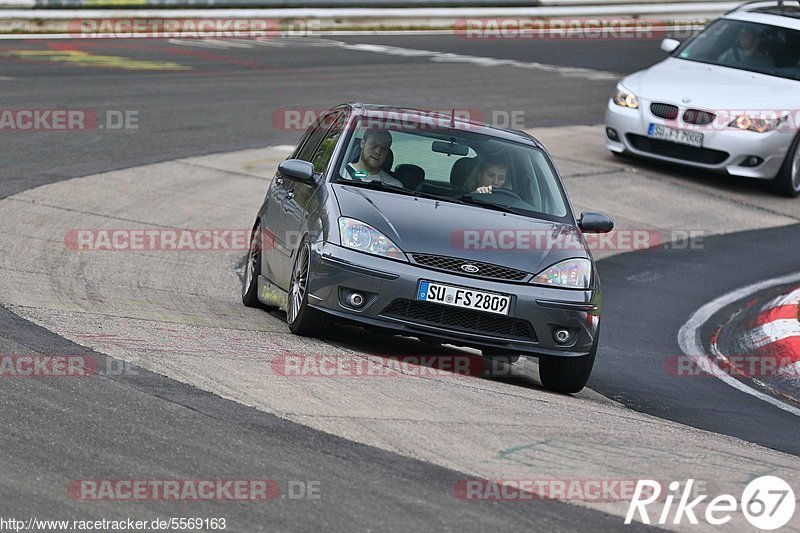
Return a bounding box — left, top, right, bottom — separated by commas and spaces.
243, 103, 614, 393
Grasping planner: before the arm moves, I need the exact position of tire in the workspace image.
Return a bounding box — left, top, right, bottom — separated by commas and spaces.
538, 342, 597, 394
242, 220, 268, 308
772, 135, 800, 198
286, 240, 330, 337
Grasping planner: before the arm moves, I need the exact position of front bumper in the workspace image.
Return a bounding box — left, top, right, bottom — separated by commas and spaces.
604, 99, 793, 179
307, 242, 600, 358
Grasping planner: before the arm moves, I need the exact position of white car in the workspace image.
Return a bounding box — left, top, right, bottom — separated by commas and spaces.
605, 0, 800, 196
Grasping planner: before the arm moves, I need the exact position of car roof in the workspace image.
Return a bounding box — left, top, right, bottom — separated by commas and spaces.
343, 103, 545, 149
724, 1, 800, 29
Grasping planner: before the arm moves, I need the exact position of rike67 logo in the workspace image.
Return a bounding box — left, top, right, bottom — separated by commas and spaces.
626, 476, 795, 530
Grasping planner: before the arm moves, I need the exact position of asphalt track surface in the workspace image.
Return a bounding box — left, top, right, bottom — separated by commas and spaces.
591, 224, 800, 456
0, 34, 798, 529
0, 307, 653, 531
0, 35, 664, 197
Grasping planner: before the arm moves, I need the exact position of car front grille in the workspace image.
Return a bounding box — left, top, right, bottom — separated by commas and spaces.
411, 254, 528, 282
380, 299, 537, 341
650, 103, 679, 120
626, 134, 729, 165
682, 109, 715, 126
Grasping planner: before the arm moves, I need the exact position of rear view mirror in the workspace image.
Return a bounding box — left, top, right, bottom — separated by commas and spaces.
432, 140, 469, 157
278, 159, 316, 184
660, 38, 680, 53
578, 211, 614, 233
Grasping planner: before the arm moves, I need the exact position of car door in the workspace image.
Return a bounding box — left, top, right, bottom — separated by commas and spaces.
268, 111, 345, 289
260, 122, 315, 286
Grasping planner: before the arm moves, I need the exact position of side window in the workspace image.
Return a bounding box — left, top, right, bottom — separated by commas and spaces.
311, 114, 346, 173
296, 112, 343, 163
288, 127, 314, 160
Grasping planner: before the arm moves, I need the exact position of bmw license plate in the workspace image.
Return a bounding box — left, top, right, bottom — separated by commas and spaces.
417, 280, 511, 316
648, 123, 703, 147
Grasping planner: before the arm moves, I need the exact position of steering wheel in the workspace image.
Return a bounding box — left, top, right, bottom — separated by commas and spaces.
490, 187, 523, 202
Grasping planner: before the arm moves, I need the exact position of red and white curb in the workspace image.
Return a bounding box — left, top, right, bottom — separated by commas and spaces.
730, 286, 800, 384
679, 272, 800, 417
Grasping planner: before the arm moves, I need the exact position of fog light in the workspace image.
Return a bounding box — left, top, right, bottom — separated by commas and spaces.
606, 127, 619, 141
742, 156, 763, 167
346, 292, 365, 308
554, 329, 570, 344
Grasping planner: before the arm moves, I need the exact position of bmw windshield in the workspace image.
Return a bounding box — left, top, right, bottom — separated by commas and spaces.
334, 117, 571, 222
676, 18, 800, 80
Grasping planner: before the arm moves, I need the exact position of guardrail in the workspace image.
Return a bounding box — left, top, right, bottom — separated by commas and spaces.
0, 0, 738, 34
0, 0, 736, 8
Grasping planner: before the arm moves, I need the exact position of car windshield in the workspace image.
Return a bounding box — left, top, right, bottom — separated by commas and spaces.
676, 18, 800, 81
334, 118, 570, 221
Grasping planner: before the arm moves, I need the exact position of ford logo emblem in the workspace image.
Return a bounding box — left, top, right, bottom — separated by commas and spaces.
461, 264, 480, 273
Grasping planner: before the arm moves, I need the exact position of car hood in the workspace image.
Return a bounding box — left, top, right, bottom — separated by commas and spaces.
622, 57, 799, 110
333, 184, 588, 276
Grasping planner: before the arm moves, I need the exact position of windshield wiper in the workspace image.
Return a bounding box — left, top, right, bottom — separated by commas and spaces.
337, 179, 522, 212
337, 179, 420, 197
338, 179, 456, 203
456, 194, 523, 215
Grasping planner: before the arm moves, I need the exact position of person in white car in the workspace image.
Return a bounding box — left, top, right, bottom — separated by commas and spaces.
718, 26, 776, 70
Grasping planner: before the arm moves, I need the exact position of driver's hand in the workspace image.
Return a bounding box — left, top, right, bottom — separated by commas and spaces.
475, 185, 493, 194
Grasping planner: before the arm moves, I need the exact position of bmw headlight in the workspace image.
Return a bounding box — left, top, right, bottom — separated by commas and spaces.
338, 217, 406, 261
728, 114, 786, 133
613, 85, 639, 110
532, 258, 592, 289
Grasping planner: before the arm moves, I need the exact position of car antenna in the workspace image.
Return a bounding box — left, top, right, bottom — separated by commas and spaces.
450, 108, 455, 128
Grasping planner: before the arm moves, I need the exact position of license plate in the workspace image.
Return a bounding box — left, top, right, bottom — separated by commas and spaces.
416, 280, 511, 316
648, 123, 703, 148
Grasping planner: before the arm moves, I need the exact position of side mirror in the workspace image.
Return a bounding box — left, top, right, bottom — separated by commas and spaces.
278, 159, 316, 184
660, 38, 680, 53
578, 211, 614, 233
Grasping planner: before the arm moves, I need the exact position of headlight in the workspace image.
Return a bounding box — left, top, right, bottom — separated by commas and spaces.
338, 217, 406, 261
532, 258, 592, 289
613, 85, 639, 109
728, 115, 786, 133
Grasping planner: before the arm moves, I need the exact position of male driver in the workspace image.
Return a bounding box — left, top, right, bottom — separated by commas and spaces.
348, 128, 404, 187
718, 26, 775, 71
